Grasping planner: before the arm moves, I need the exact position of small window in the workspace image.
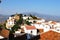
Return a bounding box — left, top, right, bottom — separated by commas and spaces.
57, 29, 60, 31
31, 31, 32, 34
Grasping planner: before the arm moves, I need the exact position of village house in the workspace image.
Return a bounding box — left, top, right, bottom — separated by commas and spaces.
6, 17, 15, 29
31, 22, 50, 33
2, 14, 60, 40
31, 20, 60, 34
23, 16, 32, 20
31, 23, 43, 29
27, 18, 45, 23
23, 25, 37, 36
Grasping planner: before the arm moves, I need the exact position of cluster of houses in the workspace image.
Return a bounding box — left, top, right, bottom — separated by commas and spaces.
1, 13, 59, 40
6, 14, 60, 35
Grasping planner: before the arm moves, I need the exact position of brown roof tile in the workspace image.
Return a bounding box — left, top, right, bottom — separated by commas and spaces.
0, 29, 9, 38
40, 30, 60, 40
25, 25, 36, 30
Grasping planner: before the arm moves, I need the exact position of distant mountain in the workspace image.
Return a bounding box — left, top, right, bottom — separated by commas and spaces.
21, 12, 60, 22
0, 14, 10, 23
0, 12, 60, 23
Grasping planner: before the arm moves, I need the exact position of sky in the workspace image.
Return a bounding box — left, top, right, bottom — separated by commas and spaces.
0, 0, 60, 16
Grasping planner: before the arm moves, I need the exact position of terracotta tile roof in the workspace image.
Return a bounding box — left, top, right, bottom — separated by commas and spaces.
0, 29, 9, 38
40, 30, 60, 40
49, 21, 57, 25
25, 25, 36, 30
36, 22, 41, 24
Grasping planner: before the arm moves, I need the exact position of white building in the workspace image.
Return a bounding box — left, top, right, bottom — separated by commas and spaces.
43, 24, 50, 32
0, 36, 4, 39
6, 17, 15, 29
27, 18, 45, 23
31, 23, 44, 29
31, 23, 51, 32
24, 25, 37, 36
23, 16, 32, 20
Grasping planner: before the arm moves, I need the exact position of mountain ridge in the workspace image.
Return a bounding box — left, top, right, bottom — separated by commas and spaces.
0, 12, 60, 23
21, 12, 60, 22
0, 14, 9, 23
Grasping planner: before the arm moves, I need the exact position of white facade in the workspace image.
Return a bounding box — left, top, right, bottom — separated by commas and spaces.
23, 16, 32, 20
6, 17, 15, 29
27, 19, 45, 23
0, 36, 4, 39
43, 24, 50, 32
24, 26, 37, 35
31, 23, 51, 32
31, 24, 44, 29
36, 19, 45, 23
24, 29, 37, 35
31, 22, 60, 33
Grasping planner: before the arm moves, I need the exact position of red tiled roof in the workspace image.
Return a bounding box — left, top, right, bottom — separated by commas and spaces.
49, 21, 57, 24
0, 29, 9, 38
40, 30, 60, 40
25, 25, 36, 30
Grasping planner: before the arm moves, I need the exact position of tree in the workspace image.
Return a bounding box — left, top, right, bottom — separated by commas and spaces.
32, 16, 37, 19
16, 14, 23, 25
0, 24, 2, 31
26, 21, 31, 25
29, 14, 37, 19
30, 14, 33, 17
11, 24, 20, 33
24, 14, 26, 17
19, 14, 23, 18
16, 17, 23, 25
33, 21, 36, 23
0, 24, 3, 28
27, 17, 30, 20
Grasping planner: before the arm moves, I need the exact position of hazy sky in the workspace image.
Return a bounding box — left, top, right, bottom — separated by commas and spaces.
0, 0, 60, 16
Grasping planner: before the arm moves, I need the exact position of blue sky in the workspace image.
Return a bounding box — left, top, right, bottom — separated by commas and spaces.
0, 0, 60, 16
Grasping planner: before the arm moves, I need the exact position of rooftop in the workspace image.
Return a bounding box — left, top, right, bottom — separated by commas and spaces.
25, 25, 36, 30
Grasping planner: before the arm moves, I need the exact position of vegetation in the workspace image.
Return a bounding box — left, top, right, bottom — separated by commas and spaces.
32, 16, 37, 19
16, 18, 23, 25
30, 14, 33, 17
24, 14, 26, 16
0, 24, 3, 32
29, 14, 37, 19
0, 13, 37, 33
10, 14, 23, 33
10, 24, 20, 33
27, 17, 30, 20
33, 21, 36, 23
3, 21, 7, 29
0, 24, 3, 28
26, 21, 31, 25
15, 14, 23, 25
0, 24, 5, 29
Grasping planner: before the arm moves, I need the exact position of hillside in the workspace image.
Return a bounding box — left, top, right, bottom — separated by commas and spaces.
0, 12, 60, 23
0, 14, 9, 23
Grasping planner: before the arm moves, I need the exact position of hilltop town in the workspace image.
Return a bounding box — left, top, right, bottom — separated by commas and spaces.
0, 13, 60, 40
